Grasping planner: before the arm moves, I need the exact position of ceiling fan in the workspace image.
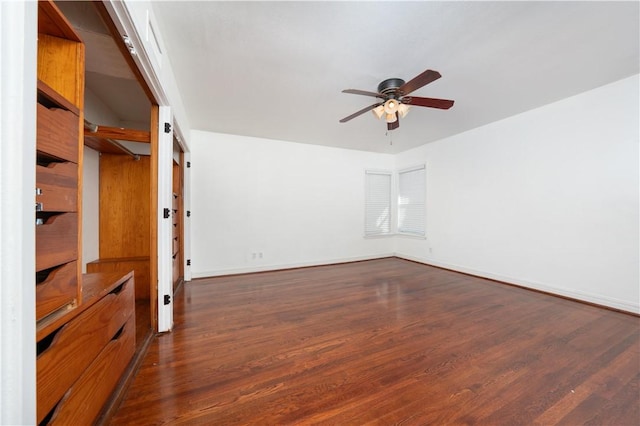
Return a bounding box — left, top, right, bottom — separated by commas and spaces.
339, 69, 454, 131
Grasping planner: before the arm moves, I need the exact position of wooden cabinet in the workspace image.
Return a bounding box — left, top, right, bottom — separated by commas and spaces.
35, 1, 136, 424
37, 273, 135, 424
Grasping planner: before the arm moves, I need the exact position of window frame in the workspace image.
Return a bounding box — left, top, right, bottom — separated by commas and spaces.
364, 170, 393, 237
396, 164, 426, 238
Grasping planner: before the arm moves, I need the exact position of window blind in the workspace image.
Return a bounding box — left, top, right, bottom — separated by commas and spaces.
365, 171, 391, 236
398, 166, 425, 235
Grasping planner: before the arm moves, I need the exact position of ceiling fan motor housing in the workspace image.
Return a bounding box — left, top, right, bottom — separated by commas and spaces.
378, 78, 405, 97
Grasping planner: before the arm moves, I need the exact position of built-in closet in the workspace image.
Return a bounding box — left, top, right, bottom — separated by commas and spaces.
34, 1, 184, 423
35, 1, 136, 423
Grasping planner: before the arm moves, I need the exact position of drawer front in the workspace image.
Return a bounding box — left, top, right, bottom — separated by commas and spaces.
36, 277, 134, 423
36, 261, 77, 321
36, 213, 77, 272
37, 103, 78, 163
36, 162, 78, 212
49, 315, 136, 425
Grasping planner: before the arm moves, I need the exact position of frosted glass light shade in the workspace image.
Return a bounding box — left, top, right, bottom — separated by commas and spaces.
384, 99, 399, 114
385, 113, 397, 123
372, 105, 385, 119
398, 103, 410, 118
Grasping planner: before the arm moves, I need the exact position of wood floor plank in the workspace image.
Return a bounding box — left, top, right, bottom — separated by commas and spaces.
109, 258, 639, 425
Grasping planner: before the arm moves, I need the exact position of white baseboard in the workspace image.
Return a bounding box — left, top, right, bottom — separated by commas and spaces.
395, 253, 640, 315
191, 253, 395, 279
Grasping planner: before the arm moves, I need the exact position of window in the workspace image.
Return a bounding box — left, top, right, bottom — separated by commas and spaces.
397, 165, 425, 236
365, 171, 392, 236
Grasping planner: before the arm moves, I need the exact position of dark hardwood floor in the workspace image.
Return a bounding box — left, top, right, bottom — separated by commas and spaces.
110, 258, 639, 425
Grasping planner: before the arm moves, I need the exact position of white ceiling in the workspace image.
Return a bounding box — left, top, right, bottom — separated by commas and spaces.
149, 1, 638, 154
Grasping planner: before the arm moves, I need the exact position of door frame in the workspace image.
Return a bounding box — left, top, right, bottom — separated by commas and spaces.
99, 0, 190, 332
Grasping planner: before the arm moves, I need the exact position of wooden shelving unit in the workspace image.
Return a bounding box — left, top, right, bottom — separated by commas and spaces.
35, 1, 136, 424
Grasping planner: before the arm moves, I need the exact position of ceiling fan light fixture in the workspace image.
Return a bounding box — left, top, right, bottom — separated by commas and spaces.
384, 99, 399, 114
339, 68, 453, 130
372, 104, 385, 119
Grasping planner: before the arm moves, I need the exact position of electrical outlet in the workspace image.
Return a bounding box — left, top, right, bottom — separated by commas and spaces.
249, 251, 264, 261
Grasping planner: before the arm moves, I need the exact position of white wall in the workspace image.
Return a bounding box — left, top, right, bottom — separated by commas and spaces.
0, 1, 37, 423
394, 75, 639, 313
190, 76, 638, 313
82, 148, 100, 272
190, 131, 395, 277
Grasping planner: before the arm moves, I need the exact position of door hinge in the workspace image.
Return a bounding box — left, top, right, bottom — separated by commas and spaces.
163, 208, 170, 219
186, 210, 191, 217
122, 35, 136, 55
164, 294, 171, 305
186, 161, 191, 168
186, 259, 191, 266
164, 122, 172, 133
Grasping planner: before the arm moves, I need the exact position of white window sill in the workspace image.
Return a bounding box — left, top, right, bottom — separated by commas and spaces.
364, 233, 426, 240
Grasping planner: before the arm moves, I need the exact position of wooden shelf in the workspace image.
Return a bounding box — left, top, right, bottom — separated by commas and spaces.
37, 79, 79, 116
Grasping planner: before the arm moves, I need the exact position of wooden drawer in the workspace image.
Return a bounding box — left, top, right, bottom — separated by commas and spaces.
37, 102, 78, 163
36, 213, 77, 272
36, 261, 77, 321
173, 236, 179, 255
36, 162, 78, 212
172, 194, 178, 211
36, 277, 134, 423
48, 315, 135, 425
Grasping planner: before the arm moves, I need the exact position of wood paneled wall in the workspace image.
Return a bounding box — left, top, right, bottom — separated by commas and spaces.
99, 154, 150, 258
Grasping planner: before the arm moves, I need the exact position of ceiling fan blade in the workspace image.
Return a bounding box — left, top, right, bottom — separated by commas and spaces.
339, 102, 383, 123
403, 96, 454, 109
398, 69, 441, 96
342, 89, 384, 98
387, 113, 400, 131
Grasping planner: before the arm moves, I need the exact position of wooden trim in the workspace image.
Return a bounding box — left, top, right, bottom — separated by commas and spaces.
76, 108, 84, 304
84, 125, 150, 143
149, 105, 159, 332
38, 0, 82, 42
